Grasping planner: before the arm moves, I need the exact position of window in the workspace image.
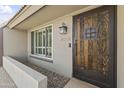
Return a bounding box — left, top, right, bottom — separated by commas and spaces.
84, 28, 97, 40
31, 25, 52, 58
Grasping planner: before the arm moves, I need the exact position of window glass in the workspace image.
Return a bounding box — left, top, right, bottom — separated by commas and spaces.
31, 26, 52, 58
84, 28, 97, 40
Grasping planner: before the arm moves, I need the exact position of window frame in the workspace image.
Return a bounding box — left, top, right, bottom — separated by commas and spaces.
30, 24, 53, 60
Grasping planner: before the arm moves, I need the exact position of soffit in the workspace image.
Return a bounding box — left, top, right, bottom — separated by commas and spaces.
8, 5, 44, 29
14, 5, 89, 31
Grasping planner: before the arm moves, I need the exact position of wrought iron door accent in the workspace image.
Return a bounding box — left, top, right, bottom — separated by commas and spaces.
73, 6, 116, 88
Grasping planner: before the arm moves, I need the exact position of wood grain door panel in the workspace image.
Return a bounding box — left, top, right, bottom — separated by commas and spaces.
73, 6, 117, 88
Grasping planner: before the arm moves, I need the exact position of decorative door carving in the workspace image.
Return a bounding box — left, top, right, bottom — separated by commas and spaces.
73, 6, 116, 88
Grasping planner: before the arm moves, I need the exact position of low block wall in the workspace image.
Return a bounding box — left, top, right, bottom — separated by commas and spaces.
3, 56, 47, 88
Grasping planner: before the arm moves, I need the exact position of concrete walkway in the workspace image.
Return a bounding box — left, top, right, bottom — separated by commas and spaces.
0, 67, 16, 88
64, 78, 98, 88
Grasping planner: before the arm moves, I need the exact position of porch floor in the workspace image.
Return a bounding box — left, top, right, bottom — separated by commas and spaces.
64, 78, 98, 88
0, 66, 16, 88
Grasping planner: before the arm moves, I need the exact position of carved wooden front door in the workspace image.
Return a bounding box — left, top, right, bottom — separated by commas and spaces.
73, 6, 116, 88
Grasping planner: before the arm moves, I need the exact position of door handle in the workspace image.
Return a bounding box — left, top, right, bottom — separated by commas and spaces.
75, 41, 77, 56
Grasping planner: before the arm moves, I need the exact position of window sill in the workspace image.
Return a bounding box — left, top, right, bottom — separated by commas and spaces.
29, 54, 53, 63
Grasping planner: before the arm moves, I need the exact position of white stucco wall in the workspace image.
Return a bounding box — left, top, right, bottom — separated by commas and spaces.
28, 15, 73, 77
117, 6, 124, 88
3, 27, 27, 63
0, 28, 3, 65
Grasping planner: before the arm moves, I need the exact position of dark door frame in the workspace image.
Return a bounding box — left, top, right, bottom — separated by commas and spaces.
72, 5, 117, 88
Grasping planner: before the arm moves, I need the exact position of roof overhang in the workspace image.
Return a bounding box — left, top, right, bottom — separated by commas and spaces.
7, 5, 45, 29
6, 5, 101, 31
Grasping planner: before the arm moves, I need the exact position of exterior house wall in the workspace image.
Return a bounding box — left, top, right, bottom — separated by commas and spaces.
0, 28, 3, 66
117, 6, 124, 88
3, 27, 27, 63
28, 15, 73, 77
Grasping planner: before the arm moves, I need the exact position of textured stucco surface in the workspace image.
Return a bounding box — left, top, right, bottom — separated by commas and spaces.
3, 56, 47, 88
28, 14, 73, 77
0, 28, 3, 66
117, 6, 124, 87
3, 27, 27, 63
